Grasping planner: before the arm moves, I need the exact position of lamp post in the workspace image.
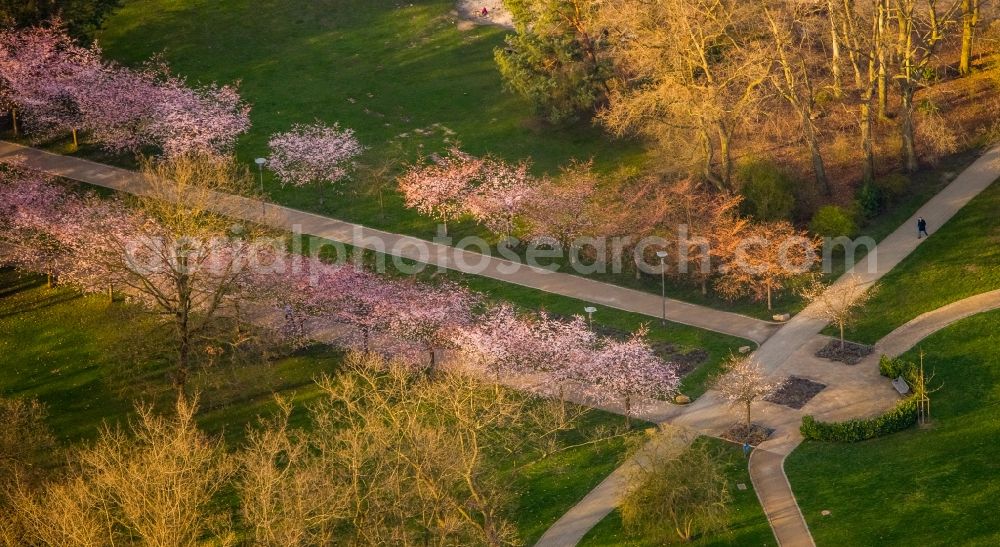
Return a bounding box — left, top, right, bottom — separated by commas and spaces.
584, 306, 597, 330
656, 250, 668, 325
254, 157, 266, 194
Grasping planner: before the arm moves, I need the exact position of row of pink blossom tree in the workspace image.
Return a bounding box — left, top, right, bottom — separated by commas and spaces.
397, 148, 536, 240
1, 164, 679, 413
0, 22, 250, 157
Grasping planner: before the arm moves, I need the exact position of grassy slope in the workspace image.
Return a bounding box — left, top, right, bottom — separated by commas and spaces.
580, 437, 775, 546
96, 0, 643, 221
839, 179, 1000, 344
88, 0, 784, 319
0, 269, 642, 544
787, 310, 1000, 545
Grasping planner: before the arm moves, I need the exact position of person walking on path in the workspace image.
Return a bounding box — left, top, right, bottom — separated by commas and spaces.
917, 217, 930, 238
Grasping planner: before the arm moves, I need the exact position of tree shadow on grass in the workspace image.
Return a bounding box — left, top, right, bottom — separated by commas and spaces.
0, 290, 84, 319
0, 269, 47, 296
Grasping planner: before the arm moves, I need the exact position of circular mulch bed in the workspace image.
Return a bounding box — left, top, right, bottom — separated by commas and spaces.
816, 339, 873, 365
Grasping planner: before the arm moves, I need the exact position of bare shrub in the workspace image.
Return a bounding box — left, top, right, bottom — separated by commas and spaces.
12, 396, 235, 546
239, 351, 596, 546
620, 441, 731, 542
916, 111, 961, 164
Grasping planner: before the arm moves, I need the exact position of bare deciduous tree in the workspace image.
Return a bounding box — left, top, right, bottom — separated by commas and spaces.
81, 154, 274, 388
713, 355, 776, 432
597, 0, 770, 189
959, 0, 983, 75
829, 0, 886, 184
799, 274, 878, 349
0, 397, 56, 546
239, 352, 593, 546
13, 396, 235, 546
620, 438, 731, 543
764, 5, 831, 194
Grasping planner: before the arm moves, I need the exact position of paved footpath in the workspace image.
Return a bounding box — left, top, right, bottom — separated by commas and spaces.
533, 144, 1000, 547
4, 141, 999, 547
0, 141, 776, 343
873, 289, 1000, 358
679, 144, 1000, 547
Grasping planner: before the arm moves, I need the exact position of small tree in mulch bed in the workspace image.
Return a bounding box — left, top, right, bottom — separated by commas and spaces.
713, 356, 777, 441
799, 274, 878, 350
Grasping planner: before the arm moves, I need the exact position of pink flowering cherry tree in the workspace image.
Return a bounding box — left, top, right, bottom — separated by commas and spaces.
525, 161, 599, 262
152, 76, 251, 159
464, 157, 536, 245
0, 23, 101, 147
456, 303, 543, 379
305, 263, 395, 354
397, 148, 484, 236
0, 166, 82, 285
387, 280, 477, 372
267, 121, 364, 203
76, 62, 163, 154
573, 328, 679, 419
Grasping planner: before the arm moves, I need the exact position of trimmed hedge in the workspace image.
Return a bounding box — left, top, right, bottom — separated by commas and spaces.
879, 355, 917, 380
800, 397, 918, 442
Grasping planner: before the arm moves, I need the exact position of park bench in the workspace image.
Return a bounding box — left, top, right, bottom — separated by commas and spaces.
892, 376, 910, 395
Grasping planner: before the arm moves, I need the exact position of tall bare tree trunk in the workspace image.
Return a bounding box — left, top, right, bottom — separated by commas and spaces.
876, 0, 889, 119
860, 101, 876, 184
801, 108, 830, 194
10, 108, 17, 136
174, 267, 193, 390
900, 86, 918, 172
718, 124, 733, 189
829, 5, 844, 97
701, 128, 725, 191
959, 0, 980, 75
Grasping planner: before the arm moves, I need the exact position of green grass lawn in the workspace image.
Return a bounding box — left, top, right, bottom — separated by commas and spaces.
837, 179, 1000, 344
580, 437, 775, 546
96, 0, 644, 200
0, 268, 645, 544
787, 310, 1000, 545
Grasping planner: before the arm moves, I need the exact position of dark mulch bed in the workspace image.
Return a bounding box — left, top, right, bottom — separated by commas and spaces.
816, 339, 873, 365
652, 343, 708, 377
721, 423, 774, 446
765, 376, 827, 409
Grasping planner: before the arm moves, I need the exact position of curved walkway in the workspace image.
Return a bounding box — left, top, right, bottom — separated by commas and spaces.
532, 145, 1000, 547
874, 289, 1000, 358
0, 140, 776, 343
